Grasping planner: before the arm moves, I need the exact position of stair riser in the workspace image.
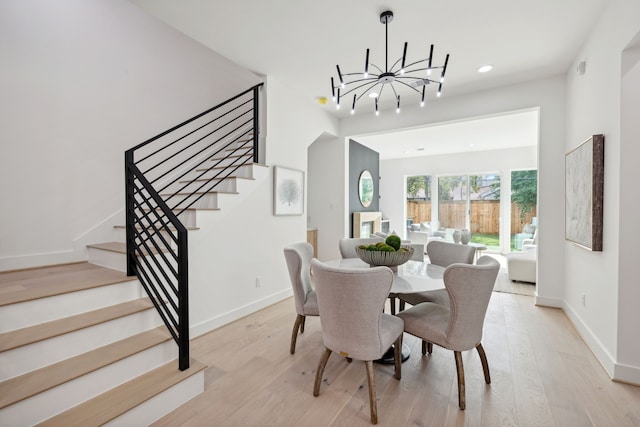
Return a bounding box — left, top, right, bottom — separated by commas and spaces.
88, 239, 182, 273
195, 163, 255, 179
169, 178, 238, 195
112, 227, 180, 247
207, 154, 253, 168
1, 308, 164, 381
0, 280, 143, 333
105, 370, 204, 427
1, 342, 177, 427
165, 193, 220, 210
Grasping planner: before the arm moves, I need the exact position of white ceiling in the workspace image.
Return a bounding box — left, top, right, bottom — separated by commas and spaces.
132, 0, 608, 158
354, 109, 539, 159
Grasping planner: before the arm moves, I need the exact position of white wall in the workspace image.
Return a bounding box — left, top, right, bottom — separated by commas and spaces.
0, 0, 261, 270
619, 43, 640, 382
0, 1, 340, 341
564, 0, 640, 383
339, 76, 567, 306
307, 134, 345, 261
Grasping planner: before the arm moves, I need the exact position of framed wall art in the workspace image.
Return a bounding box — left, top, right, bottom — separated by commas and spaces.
565, 134, 604, 251
273, 166, 304, 216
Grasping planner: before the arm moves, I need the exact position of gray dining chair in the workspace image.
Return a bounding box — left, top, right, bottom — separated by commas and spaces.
396, 256, 500, 410
283, 242, 319, 354
338, 237, 383, 259
310, 258, 403, 425
397, 240, 476, 311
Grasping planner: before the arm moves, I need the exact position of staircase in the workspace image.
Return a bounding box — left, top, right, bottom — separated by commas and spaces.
0, 262, 205, 426
0, 84, 266, 425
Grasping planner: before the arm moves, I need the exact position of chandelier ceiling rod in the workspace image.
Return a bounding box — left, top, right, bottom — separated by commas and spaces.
331, 10, 450, 116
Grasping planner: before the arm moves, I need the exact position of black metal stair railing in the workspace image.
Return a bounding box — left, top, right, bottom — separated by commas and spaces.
124, 83, 263, 370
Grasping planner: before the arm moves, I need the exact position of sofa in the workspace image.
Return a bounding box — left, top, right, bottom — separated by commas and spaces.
406, 222, 444, 250
506, 229, 537, 283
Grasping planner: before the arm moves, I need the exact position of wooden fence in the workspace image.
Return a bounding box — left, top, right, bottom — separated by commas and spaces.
407, 200, 537, 235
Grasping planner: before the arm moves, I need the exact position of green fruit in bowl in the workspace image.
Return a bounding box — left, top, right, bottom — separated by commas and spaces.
385, 235, 401, 250
379, 244, 395, 252
358, 245, 368, 249
366, 244, 378, 251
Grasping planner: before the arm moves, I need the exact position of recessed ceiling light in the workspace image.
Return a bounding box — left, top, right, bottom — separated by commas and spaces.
416, 147, 425, 151
478, 64, 493, 73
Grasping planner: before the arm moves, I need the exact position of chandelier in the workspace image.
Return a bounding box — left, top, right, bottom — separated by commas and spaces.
331, 10, 450, 115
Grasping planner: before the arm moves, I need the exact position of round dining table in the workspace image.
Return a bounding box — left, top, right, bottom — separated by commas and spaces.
324, 258, 446, 363
325, 258, 446, 293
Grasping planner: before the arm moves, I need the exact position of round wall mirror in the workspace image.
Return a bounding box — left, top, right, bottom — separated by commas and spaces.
358, 170, 374, 207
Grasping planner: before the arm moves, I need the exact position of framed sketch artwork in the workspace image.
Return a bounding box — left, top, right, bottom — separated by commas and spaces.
565, 134, 604, 251
273, 166, 304, 216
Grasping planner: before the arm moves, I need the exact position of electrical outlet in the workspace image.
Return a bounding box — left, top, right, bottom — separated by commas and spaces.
255, 276, 261, 288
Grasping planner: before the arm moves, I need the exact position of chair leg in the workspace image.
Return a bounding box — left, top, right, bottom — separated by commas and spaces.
476, 343, 491, 384
301, 315, 306, 333
389, 296, 397, 315
421, 340, 433, 355
394, 335, 402, 380
290, 314, 304, 354
313, 347, 332, 397
454, 351, 466, 410
364, 360, 378, 424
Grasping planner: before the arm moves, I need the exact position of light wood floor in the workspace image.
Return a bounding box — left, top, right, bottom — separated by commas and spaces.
151, 292, 640, 426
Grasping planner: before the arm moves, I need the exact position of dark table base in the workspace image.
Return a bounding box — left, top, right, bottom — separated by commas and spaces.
375, 343, 411, 364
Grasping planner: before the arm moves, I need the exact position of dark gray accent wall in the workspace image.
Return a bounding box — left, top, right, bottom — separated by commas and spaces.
349, 139, 379, 237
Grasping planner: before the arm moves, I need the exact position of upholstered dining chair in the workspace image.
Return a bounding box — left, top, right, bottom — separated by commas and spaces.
283, 242, 319, 354
397, 240, 476, 311
396, 256, 500, 410
338, 237, 383, 259
310, 258, 404, 425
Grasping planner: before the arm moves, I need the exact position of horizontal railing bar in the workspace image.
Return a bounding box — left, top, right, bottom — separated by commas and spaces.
152, 116, 254, 193
133, 245, 180, 313
133, 226, 179, 294
135, 97, 253, 166
135, 221, 178, 284
135, 267, 180, 341
127, 83, 263, 153
140, 106, 253, 178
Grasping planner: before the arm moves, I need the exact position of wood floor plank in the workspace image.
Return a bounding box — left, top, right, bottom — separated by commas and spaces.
149, 292, 640, 427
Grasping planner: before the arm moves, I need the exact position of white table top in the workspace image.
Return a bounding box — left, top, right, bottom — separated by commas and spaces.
325, 258, 445, 294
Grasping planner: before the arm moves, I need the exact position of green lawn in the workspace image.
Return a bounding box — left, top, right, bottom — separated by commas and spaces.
469, 233, 526, 251
470, 233, 499, 251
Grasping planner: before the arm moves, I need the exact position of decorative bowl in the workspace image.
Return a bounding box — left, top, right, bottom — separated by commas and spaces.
355, 245, 415, 272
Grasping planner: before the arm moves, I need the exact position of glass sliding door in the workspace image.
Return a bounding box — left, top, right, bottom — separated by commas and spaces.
406, 175, 432, 228
469, 174, 500, 251
438, 174, 501, 250
510, 170, 538, 251
438, 175, 468, 238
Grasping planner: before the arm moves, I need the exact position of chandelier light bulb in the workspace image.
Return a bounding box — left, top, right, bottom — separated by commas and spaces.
329, 11, 450, 115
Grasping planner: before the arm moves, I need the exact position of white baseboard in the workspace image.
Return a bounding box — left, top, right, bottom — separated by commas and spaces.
613, 362, 640, 386
190, 288, 293, 339
562, 301, 616, 379
534, 294, 562, 308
